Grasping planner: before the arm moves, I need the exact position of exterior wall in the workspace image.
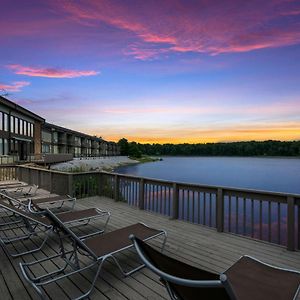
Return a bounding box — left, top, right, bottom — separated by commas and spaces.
0, 98, 44, 161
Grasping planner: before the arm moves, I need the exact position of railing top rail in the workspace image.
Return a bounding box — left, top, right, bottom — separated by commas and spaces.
0, 164, 18, 168
102, 171, 300, 200
11, 165, 300, 200
17, 164, 71, 175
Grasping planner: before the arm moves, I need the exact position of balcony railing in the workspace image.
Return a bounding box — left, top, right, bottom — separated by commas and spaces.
0, 165, 17, 180
6, 165, 300, 251
0, 155, 19, 165
58, 137, 67, 144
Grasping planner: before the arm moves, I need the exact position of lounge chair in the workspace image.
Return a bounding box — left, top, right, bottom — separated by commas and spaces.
130, 236, 300, 300
27, 195, 77, 212
3, 184, 39, 198
0, 191, 76, 212
0, 199, 53, 257
20, 209, 167, 299
0, 181, 24, 189
0, 200, 110, 257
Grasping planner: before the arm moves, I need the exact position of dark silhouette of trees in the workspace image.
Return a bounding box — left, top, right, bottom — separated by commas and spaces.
117, 138, 129, 155
118, 139, 300, 157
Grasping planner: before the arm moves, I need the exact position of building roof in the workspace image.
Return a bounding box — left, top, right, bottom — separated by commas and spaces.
0, 96, 45, 122
44, 122, 105, 142
0, 96, 117, 145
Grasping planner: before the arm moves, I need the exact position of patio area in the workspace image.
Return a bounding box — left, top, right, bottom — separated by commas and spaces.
1, 193, 300, 299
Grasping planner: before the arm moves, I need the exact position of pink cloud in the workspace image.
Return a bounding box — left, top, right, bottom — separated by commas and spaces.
0, 81, 30, 92
7, 64, 99, 78
123, 43, 170, 60
59, 0, 300, 59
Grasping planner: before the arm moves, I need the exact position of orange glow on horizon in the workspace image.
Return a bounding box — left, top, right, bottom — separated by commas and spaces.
101, 127, 300, 144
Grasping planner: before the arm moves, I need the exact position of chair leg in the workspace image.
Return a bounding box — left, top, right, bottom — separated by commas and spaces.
109, 232, 168, 277
0, 228, 52, 257
20, 258, 101, 300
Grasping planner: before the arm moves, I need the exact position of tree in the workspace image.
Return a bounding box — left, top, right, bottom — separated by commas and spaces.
128, 142, 142, 158
117, 138, 129, 156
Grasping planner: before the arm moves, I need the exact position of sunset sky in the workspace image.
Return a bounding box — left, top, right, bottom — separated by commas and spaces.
1, 0, 300, 143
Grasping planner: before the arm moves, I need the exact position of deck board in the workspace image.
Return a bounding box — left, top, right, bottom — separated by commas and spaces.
1, 195, 300, 299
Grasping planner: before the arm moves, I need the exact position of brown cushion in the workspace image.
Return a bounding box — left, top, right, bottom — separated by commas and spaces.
57, 208, 100, 223
32, 195, 73, 205
225, 256, 300, 300
84, 223, 162, 257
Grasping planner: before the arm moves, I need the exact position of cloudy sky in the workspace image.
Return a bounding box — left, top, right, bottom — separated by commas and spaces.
1, 0, 300, 143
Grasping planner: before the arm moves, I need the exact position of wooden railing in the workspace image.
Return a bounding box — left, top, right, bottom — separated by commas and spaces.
0, 155, 19, 165
3, 165, 300, 251
101, 171, 300, 251
0, 165, 18, 181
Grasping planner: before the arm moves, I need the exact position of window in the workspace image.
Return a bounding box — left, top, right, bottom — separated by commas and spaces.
10, 116, 14, 133
0, 138, 3, 155
14, 117, 19, 134
23, 121, 27, 136
27, 122, 31, 137
42, 144, 50, 153
75, 147, 81, 156
0, 112, 3, 131
75, 136, 81, 146
31, 123, 34, 137
42, 130, 52, 143
3, 139, 8, 155
53, 145, 58, 154
19, 119, 23, 135
3, 113, 8, 131
53, 132, 58, 143
10, 140, 15, 153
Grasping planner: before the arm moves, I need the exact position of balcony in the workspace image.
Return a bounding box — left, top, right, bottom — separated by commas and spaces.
57, 137, 67, 144
1, 192, 300, 299
92, 140, 99, 148
2, 166, 300, 299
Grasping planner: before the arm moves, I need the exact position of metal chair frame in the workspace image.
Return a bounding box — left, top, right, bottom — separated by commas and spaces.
20, 209, 167, 300
27, 195, 77, 213
130, 235, 236, 300
0, 200, 53, 257
131, 235, 300, 300
0, 196, 111, 256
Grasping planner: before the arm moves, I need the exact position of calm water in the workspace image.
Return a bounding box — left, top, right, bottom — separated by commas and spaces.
116, 156, 300, 194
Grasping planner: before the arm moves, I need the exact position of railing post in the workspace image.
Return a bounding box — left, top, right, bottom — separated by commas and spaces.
28, 167, 32, 185
49, 171, 53, 193
114, 174, 119, 201
139, 178, 145, 210
15, 166, 19, 181
171, 183, 179, 220
287, 196, 295, 251
68, 174, 73, 196
37, 169, 41, 187
216, 188, 224, 232
98, 173, 103, 196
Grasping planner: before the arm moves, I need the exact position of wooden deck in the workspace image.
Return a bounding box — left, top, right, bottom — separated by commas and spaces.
1, 195, 300, 300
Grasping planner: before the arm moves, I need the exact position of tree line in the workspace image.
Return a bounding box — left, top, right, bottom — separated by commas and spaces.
117, 138, 300, 157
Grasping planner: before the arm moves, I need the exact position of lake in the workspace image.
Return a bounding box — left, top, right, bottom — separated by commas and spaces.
115, 156, 300, 194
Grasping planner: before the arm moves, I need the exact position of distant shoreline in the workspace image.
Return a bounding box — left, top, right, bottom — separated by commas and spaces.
118, 140, 300, 157
149, 155, 300, 159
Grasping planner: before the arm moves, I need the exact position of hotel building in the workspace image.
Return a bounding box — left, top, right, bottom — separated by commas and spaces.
0, 96, 119, 161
